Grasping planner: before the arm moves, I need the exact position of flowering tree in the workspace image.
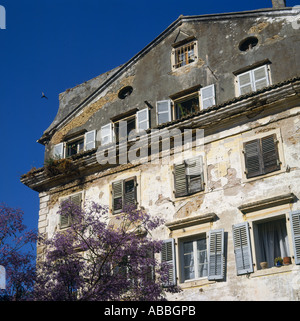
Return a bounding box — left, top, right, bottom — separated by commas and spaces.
34, 200, 180, 301
0, 204, 37, 301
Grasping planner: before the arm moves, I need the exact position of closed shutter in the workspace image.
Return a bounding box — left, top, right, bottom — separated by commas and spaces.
253, 65, 269, 91
232, 222, 254, 275
261, 134, 280, 174
186, 156, 204, 194
237, 71, 253, 95
124, 177, 137, 209
53, 143, 64, 159
101, 123, 113, 145
174, 163, 187, 197
137, 108, 149, 131
60, 193, 82, 229
157, 100, 171, 125
70, 193, 82, 207
289, 211, 300, 265
244, 139, 262, 178
208, 229, 225, 281
85, 130, 96, 151
112, 180, 123, 214
161, 239, 176, 286
200, 84, 215, 109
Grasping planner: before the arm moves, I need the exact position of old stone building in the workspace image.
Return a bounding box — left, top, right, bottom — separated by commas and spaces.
22, 1, 300, 300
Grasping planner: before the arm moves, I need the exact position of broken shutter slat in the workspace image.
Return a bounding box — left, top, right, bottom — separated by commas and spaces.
208, 229, 225, 281
232, 222, 253, 275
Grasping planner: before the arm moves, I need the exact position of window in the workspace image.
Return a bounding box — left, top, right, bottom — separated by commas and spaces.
66, 138, 84, 157
59, 193, 82, 229
112, 177, 137, 214
180, 236, 208, 281
174, 93, 199, 119
114, 115, 136, 141
174, 156, 204, 198
239, 36, 259, 52
237, 65, 270, 95
243, 134, 280, 178
172, 40, 197, 70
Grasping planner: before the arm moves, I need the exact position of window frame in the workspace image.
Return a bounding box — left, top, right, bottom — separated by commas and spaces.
171, 39, 198, 71
59, 192, 83, 229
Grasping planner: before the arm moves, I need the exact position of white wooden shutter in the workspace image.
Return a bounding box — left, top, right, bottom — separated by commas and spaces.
53, 143, 64, 159
208, 229, 225, 281
161, 238, 176, 286
232, 222, 254, 275
85, 130, 96, 150
290, 210, 300, 265
156, 100, 171, 125
253, 65, 269, 91
200, 84, 215, 109
101, 123, 113, 145
136, 108, 149, 131
237, 71, 253, 95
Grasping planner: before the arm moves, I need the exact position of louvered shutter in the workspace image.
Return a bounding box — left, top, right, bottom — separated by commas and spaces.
124, 177, 137, 209
244, 139, 262, 178
253, 65, 269, 91
237, 71, 253, 95
208, 229, 225, 280
112, 180, 123, 214
261, 134, 280, 174
232, 222, 254, 275
70, 193, 82, 207
161, 239, 176, 286
157, 100, 171, 125
101, 123, 113, 145
53, 143, 64, 159
85, 130, 96, 151
289, 211, 300, 265
137, 108, 149, 131
174, 163, 187, 197
186, 156, 204, 194
200, 84, 215, 109
60, 197, 71, 229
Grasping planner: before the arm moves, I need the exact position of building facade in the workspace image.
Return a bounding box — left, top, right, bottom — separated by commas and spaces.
22, 2, 300, 300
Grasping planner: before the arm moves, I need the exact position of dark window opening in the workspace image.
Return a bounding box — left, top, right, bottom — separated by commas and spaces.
66, 138, 84, 157
118, 86, 133, 99
114, 116, 136, 141
175, 95, 199, 119
239, 37, 259, 52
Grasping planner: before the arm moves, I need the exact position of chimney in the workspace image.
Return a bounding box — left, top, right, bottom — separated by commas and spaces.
272, 0, 286, 8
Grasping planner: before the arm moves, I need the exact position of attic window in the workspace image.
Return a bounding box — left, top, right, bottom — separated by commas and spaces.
118, 86, 133, 99
239, 37, 258, 52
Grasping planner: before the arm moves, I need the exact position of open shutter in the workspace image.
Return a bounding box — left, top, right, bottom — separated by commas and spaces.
208, 229, 225, 281
112, 180, 123, 214
237, 71, 253, 95
200, 84, 215, 109
85, 130, 96, 151
53, 143, 64, 159
157, 100, 171, 125
161, 239, 176, 286
261, 134, 280, 174
124, 177, 137, 209
232, 222, 254, 275
101, 123, 113, 145
137, 108, 149, 131
290, 211, 300, 265
186, 156, 204, 194
174, 162, 187, 197
244, 139, 262, 178
253, 65, 269, 91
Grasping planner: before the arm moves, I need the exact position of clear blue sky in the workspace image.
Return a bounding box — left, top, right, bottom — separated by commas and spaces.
0, 0, 299, 232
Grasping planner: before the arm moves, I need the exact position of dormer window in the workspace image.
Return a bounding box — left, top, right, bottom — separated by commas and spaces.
171, 36, 198, 71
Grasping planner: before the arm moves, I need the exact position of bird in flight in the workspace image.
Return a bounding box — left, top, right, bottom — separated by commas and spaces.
41, 92, 48, 99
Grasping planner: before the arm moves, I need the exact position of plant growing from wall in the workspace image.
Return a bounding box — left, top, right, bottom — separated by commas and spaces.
34, 200, 180, 301
44, 157, 76, 177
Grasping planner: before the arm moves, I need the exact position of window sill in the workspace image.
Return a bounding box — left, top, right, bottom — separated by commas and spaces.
250, 264, 295, 278
179, 278, 215, 289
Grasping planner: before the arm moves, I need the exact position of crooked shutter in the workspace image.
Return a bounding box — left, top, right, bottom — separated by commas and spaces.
232, 222, 253, 275
261, 134, 280, 174
200, 84, 215, 109
174, 163, 187, 197
124, 177, 137, 209
290, 211, 300, 265
161, 239, 176, 286
186, 156, 204, 194
101, 123, 113, 145
53, 143, 64, 159
137, 108, 149, 131
157, 100, 171, 125
112, 180, 123, 214
244, 139, 262, 178
85, 130, 96, 151
208, 229, 225, 281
